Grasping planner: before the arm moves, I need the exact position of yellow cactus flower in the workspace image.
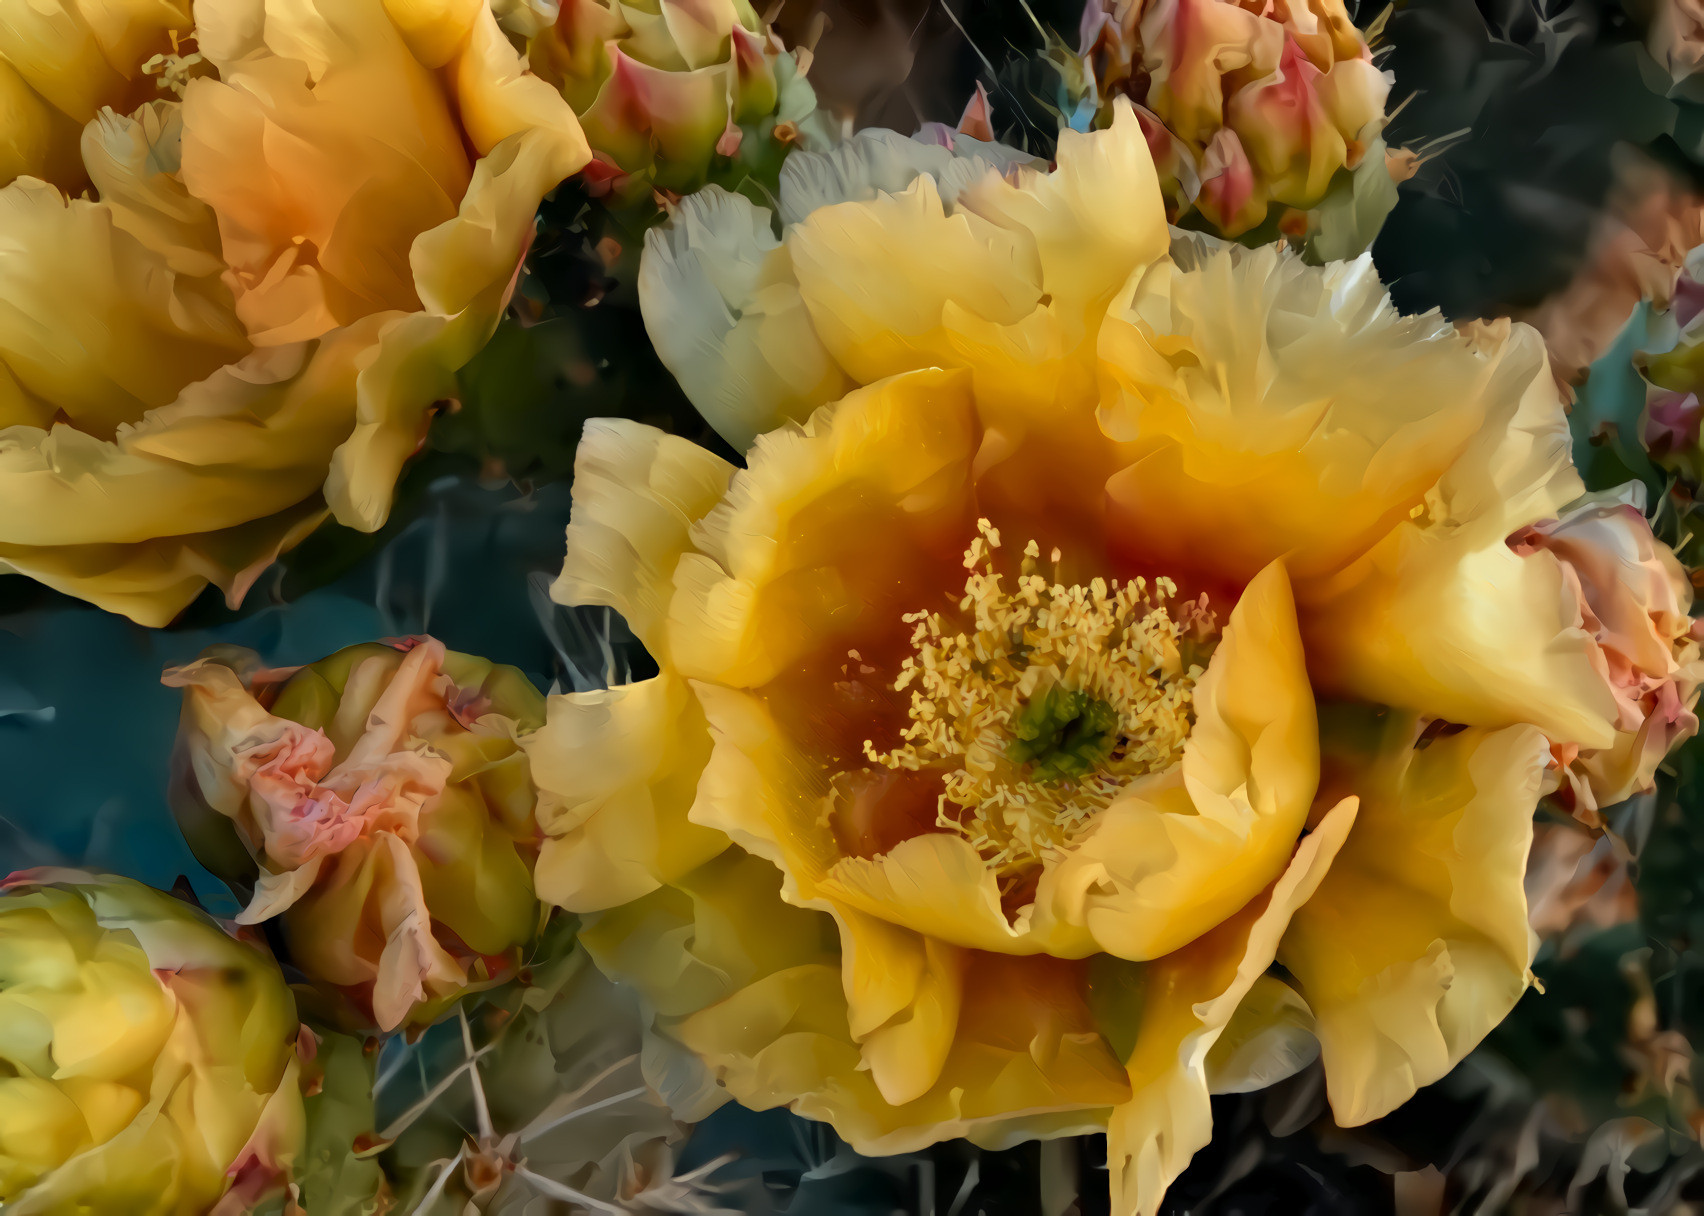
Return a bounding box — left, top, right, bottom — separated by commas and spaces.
0, 868, 303, 1215
524, 104, 1681, 1215
164, 638, 548, 1032
0, 0, 588, 626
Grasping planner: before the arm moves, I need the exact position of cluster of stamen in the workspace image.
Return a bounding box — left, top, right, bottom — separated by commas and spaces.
863, 520, 1215, 882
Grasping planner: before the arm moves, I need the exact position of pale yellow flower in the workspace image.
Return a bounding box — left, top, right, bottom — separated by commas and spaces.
0, 0, 588, 625
0, 869, 303, 1215
531, 108, 1662, 1213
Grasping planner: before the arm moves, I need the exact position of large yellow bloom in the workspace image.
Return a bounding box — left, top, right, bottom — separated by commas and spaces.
530, 105, 1655, 1213
0, 869, 303, 1214
0, 0, 588, 626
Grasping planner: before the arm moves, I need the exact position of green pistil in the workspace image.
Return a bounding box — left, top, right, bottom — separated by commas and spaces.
1006, 684, 1122, 783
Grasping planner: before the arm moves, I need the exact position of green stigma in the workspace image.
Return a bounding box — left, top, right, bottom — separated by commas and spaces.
1006, 684, 1122, 783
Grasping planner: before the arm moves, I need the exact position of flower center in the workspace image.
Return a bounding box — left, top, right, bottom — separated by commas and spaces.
862, 520, 1216, 882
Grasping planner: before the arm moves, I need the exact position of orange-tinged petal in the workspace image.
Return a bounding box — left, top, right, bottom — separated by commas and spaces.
1108, 793, 1356, 1216
668, 367, 980, 688
1043, 560, 1318, 959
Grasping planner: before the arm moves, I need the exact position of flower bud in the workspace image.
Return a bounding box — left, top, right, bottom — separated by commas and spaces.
1082, 0, 1394, 243
528, 0, 829, 200
1509, 492, 1704, 819
164, 638, 548, 1032
0, 869, 302, 1214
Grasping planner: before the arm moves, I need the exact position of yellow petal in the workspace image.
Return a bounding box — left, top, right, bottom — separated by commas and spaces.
818, 831, 1097, 958
1099, 238, 1552, 587
785, 102, 1164, 422
1296, 320, 1617, 746
552, 418, 735, 660
834, 909, 965, 1106
0, 59, 81, 190
584, 849, 1131, 1155
527, 671, 727, 912
1108, 793, 1357, 1216
1044, 560, 1319, 959
1277, 709, 1549, 1126
668, 366, 980, 688
0, 178, 246, 440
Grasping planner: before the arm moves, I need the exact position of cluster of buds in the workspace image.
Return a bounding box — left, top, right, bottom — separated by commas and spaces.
522, 0, 833, 203
1079, 0, 1398, 247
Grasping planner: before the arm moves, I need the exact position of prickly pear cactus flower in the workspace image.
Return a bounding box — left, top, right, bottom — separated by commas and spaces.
525, 103, 1701, 1215
163, 639, 549, 1033
0, 868, 303, 1214
0, 0, 588, 626
525, 0, 831, 201
1077, 0, 1396, 248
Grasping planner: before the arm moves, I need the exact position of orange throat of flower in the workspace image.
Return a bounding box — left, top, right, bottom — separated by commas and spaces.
853, 519, 1218, 890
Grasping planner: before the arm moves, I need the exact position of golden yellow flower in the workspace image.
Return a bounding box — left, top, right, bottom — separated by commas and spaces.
0, 0, 588, 626
0, 868, 302, 1214
165, 638, 548, 1033
531, 103, 1652, 1209
529, 107, 1665, 1213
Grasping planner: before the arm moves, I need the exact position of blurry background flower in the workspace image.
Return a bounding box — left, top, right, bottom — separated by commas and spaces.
0, 868, 302, 1214
164, 637, 549, 1032
0, 0, 588, 626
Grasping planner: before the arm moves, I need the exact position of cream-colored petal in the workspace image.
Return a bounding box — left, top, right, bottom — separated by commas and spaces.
527, 671, 727, 913
1204, 973, 1319, 1094
1043, 560, 1319, 960
238, 857, 325, 924
552, 418, 734, 659
81, 103, 226, 280
1277, 711, 1549, 1126
639, 186, 851, 449
1108, 794, 1357, 1216
775, 127, 1042, 225
369, 832, 466, 1032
